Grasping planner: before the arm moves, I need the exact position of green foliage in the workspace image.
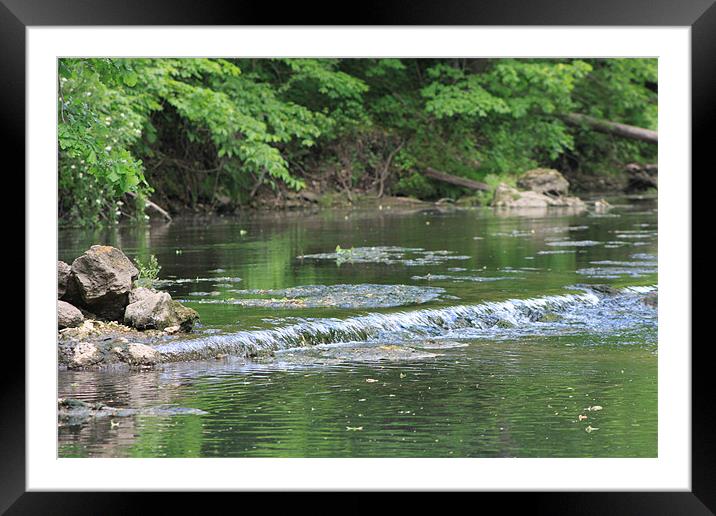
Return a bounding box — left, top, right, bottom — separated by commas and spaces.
58, 59, 150, 225
394, 172, 437, 199
59, 58, 366, 224
59, 58, 657, 224
134, 254, 161, 287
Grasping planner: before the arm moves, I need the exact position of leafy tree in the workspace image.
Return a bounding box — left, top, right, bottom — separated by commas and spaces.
58, 57, 657, 225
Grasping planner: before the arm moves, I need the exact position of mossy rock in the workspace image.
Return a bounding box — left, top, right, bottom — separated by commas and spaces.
171, 301, 199, 331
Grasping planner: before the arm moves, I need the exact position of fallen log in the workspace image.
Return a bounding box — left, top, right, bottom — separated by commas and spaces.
126, 191, 172, 222
561, 113, 657, 144
424, 167, 489, 191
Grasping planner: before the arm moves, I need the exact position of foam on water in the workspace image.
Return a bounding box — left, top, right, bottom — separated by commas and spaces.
154, 288, 655, 362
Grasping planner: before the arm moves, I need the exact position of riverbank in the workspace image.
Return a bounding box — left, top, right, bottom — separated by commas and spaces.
59, 165, 657, 226
165, 166, 655, 216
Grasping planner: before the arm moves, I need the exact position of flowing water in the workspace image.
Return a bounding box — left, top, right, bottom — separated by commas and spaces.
58, 196, 658, 458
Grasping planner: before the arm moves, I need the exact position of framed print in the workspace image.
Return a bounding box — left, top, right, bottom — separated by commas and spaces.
5, 0, 710, 512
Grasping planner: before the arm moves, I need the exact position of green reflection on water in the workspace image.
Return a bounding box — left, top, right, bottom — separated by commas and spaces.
58, 199, 657, 458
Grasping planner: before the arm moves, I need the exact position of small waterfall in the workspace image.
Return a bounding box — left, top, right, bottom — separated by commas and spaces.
154, 290, 626, 362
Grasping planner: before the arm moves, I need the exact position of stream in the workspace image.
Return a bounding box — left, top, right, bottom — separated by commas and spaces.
58, 196, 657, 458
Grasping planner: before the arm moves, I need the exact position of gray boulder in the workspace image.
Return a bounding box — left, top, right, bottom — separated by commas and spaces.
128, 287, 155, 305
517, 168, 570, 196
126, 342, 161, 365
493, 183, 585, 209
113, 342, 161, 366
58, 261, 71, 299
58, 300, 84, 329
124, 291, 199, 331
67, 342, 103, 369
124, 291, 175, 330
70, 245, 139, 320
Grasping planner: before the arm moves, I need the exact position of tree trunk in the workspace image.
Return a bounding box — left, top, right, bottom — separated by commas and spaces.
423, 167, 490, 191
561, 113, 657, 144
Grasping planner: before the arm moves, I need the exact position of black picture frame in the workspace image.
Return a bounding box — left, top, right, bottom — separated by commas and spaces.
4, 0, 708, 512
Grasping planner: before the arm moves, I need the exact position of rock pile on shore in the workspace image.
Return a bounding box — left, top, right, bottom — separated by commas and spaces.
58, 245, 198, 332
493, 168, 585, 209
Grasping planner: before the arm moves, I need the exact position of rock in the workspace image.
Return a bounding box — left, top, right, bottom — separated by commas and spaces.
70, 245, 139, 320
128, 287, 155, 305
626, 163, 658, 192
517, 168, 571, 196
124, 290, 199, 331
164, 325, 181, 334
58, 261, 71, 298
171, 301, 199, 331
68, 342, 103, 369
59, 339, 163, 369
124, 342, 161, 366
493, 183, 585, 209
492, 183, 525, 206
58, 300, 84, 329
58, 398, 208, 426
594, 198, 611, 212
124, 291, 176, 330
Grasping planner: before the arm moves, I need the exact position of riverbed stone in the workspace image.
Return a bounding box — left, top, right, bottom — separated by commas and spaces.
164, 325, 181, 334
517, 168, 570, 195
70, 245, 139, 320
124, 342, 161, 366
128, 287, 155, 305
58, 261, 71, 298
58, 300, 84, 329
68, 342, 103, 369
124, 291, 175, 330
124, 290, 199, 331
171, 301, 199, 331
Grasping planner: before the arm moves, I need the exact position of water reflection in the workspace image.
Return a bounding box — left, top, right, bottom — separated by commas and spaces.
58, 197, 657, 458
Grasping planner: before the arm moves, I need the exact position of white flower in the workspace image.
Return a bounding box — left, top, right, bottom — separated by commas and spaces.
105, 145, 112, 152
